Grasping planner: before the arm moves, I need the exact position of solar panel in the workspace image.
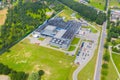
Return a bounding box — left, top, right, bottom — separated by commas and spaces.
62, 21, 81, 39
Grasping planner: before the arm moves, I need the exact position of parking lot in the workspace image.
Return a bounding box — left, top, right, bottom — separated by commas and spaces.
74, 25, 99, 65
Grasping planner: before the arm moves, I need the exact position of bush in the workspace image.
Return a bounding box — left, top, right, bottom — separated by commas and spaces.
103, 52, 110, 62
0, 63, 12, 75
38, 70, 44, 76
101, 69, 108, 76
104, 42, 108, 49
10, 71, 28, 80
28, 72, 39, 80
112, 47, 120, 53
102, 63, 108, 69
0, 63, 28, 80
101, 75, 106, 80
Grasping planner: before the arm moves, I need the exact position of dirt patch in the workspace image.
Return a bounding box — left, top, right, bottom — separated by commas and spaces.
0, 9, 8, 25
33, 64, 40, 71
24, 52, 31, 58
0, 75, 10, 80
45, 70, 51, 75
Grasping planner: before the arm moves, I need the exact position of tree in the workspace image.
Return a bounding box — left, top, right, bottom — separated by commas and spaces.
28, 72, 39, 80
104, 42, 108, 49
102, 63, 108, 69
103, 52, 110, 62
96, 11, 106, 25
38, 70, 44, 76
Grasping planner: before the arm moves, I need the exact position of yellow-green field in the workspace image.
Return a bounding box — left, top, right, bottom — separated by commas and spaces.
74, 0, 106, 10
58, 8, 81, 21
106, 58, 119, 80
110, 0, 120, 8
0, 39, 75, 80
112, 53, 120, 73
89, 0, 106, 10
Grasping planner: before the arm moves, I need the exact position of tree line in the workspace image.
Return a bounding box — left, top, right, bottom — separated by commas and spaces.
58, 0, 106, 25
0, 63, 44, 80
107, 10, 120, 42
0, 63, 28, 80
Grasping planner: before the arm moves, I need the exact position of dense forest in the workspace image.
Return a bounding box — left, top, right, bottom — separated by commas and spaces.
0, 0, 48, 51
58, 0, 106, 25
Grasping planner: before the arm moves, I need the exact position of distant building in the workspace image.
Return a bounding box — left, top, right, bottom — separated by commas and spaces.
110, 9, 120, 22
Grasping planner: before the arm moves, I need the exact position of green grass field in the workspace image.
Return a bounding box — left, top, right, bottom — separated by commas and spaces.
74, 0, 105, 10
0, 39, 75, 80
105, 58, 119, 80
68, 46, 76, 51
38, 37, 45, 41
112, 53, 120, 73
71, 37, 80, 45
89, 0, 105, 10
110, 0, 120, 8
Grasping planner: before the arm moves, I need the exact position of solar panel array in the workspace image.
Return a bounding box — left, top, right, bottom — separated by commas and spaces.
47, 18, 68, 29
62, 21, 81, 39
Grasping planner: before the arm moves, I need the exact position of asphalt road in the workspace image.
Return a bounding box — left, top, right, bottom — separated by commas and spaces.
94, 21, 107, 80
94, 0, 109, 79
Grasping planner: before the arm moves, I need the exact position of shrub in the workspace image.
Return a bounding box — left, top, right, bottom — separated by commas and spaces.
101, 69, 108, 76
102, 63, 108, 69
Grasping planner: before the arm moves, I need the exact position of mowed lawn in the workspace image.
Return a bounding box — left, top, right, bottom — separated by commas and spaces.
74, 0, 105, 10
110, 0, 120, 7
0, 9, 7, 26
71, 37, 80, 45
0, 39, 75, 80
105, 58, 119, 80
112, 53, 120, 73
89, 0, 106, 10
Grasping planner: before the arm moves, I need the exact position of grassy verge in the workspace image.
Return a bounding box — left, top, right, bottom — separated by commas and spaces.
112, 53, 120, 73
68, 46, 76, 51
68, 65, 78, 80
110, 0, 120, 8
50, 45, 59, 49
78, 47, 98, 80
0, 39, 75, 80
106, 58, 119, 80
74, 0, 105, 10
38, 37, 45, 41
71, 37, 80, 45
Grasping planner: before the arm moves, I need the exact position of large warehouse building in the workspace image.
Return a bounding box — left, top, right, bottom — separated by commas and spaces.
34, 18, 81, 49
